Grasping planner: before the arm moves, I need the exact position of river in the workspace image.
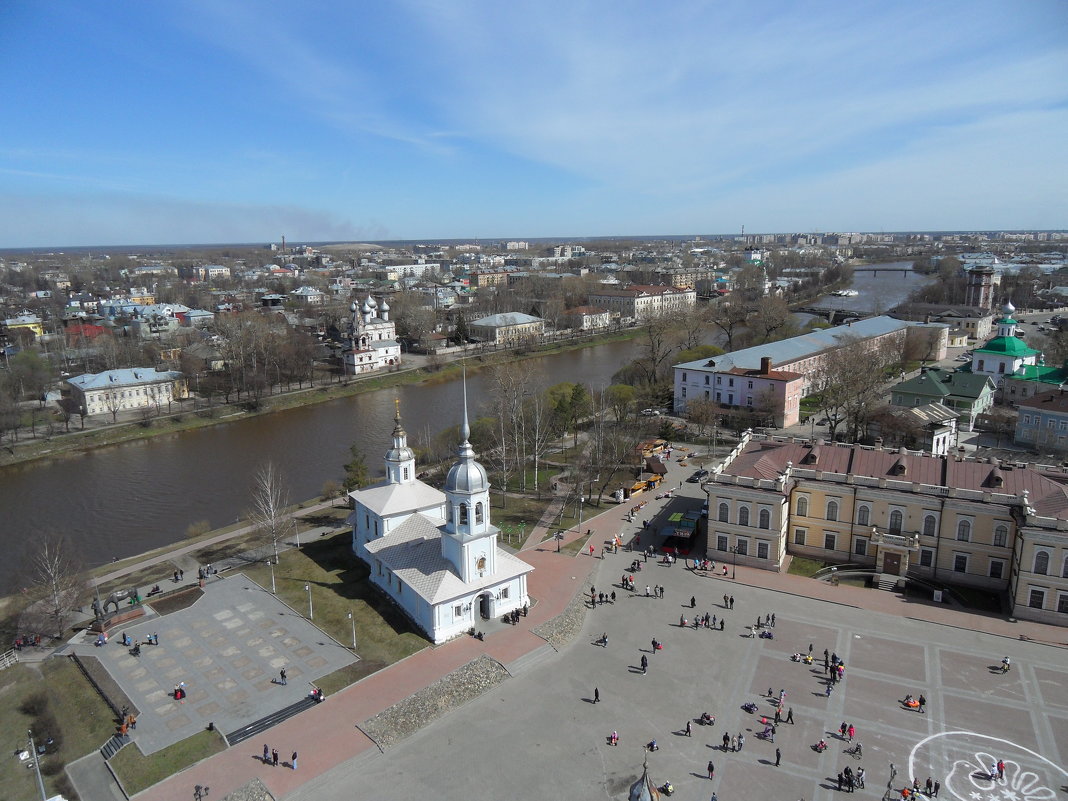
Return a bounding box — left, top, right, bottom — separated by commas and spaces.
813, 260, 926, 313
0, 266, 927, 594
0, 339, 647, 592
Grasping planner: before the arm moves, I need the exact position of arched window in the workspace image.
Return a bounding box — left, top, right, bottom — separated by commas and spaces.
923, 515, 936, 537
796, 496, 809, 517
715, 503, 728, 522
956, 520, 971, 542
475, 502, 484, 524
1034, 551, 1049, 575
826, 501, 839, 522
993, 525, 1008, 547
459, 503, 469, 525
758, 509, 770, 530
889, 510, 903, 535
857, 506, 870, 526
739, 506, 750, 527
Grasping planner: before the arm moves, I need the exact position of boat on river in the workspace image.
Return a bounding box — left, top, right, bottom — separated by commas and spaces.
831, 289, 859, 297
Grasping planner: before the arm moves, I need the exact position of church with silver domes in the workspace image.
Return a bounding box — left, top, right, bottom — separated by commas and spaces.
349, 396, 533, 644
344, 295, 401, 375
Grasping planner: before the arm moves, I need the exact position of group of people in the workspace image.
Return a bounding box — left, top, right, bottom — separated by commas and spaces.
836, 765, 864, 792
262, 743, 297, 770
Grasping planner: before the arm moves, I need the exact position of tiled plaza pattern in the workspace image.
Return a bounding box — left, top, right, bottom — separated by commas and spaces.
70, 575, 358, 755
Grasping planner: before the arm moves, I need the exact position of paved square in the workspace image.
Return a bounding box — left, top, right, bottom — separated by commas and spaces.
74, 574, 357, 754
298, 548, 1068, 801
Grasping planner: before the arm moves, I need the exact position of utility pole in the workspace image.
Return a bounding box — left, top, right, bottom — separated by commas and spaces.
28, 730, 46, 801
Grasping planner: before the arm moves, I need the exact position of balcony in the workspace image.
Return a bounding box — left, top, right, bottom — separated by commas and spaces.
869, 527, 919, 550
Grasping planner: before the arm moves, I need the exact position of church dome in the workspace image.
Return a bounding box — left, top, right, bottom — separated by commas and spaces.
379, 298, 390, 312
445, 458, 488, 494
1003, 300, 1015, 316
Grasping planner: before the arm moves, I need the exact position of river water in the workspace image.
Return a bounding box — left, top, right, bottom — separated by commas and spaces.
0, 266, 926, 593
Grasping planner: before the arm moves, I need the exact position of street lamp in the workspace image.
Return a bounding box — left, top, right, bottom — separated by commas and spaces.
578, 496, 585, 533
731, 545, 738, 579
28, 729, 46, 801
266, 559, 276, 594
305, 584, 313, 620
348, 611, 356, 650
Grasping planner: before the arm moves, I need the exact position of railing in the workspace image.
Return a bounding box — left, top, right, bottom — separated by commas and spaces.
0, 649, 17, 671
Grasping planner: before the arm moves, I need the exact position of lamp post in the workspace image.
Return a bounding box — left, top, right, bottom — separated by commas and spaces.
348, 611, 356, 651
578, 496, 585, 533
305, 584, 313, 620
267, 559, 276, 594
28, 729, 46, 801
731, 545, 738, 579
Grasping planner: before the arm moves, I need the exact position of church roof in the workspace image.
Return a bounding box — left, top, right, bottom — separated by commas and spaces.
348, 479, 445, 517
364, 514, 532, 604
973, 336, 1040, 357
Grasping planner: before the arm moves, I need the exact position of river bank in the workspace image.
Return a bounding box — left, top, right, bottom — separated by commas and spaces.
0, 327, 645, 470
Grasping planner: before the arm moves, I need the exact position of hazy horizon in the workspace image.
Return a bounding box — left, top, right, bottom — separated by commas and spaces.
2, 1, 1066, 248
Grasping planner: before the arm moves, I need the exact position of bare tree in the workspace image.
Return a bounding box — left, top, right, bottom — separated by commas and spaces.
23, 534, 87, 639
523, 390, 559, 498
706, 299, 750, 351
250, 462, 295, 561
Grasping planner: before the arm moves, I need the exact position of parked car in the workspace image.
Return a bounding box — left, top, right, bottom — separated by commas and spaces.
641, 408, 661, 416
686, 469, 709, 483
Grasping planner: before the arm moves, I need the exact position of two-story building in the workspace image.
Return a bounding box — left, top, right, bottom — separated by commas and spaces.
889, 367, 995, 432
586, 285, 697, 321
705, 433, 1068, 625
469, 312, 545, 346
67, 368, 188, 417
1015, 389, 1068, 452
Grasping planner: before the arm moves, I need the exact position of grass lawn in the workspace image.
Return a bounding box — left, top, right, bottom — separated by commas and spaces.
110, 729, 227, 796
787, 556, 831, 577
239, 530, 428, 681
0, 658, 115, 801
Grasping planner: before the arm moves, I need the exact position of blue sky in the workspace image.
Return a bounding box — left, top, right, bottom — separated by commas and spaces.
1, 0, 1065, 247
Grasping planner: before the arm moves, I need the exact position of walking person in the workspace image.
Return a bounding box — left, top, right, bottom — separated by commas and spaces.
729, 595, 734, 609
594, 687, 600, 704
722, 732, 730, 750
691, 595, 696, 608
279, 668, 287, 685
272, 749, 279, 766
291, 751, 297, 770
641, 654, 648, 674
737, 733, 744, 751
933, 779, 940, 796
263, 743, 269, 764
786, 707, 794, 724
686, 720, 692, 736
730, 735, 737, 752
723, 594, 729, 608
848, 723, 855, 742
707, 760, 715, 779
918, 693, 926, 714
775, 747, 781, 766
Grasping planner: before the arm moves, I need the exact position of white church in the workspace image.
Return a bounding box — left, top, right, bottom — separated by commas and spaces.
349, 397, 533, 644
344, 295, 401, 375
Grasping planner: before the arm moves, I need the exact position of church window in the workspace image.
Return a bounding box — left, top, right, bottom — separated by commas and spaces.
403, 467, 409, 480
923, 515, 936, 537
475, 502, 484, 524
460, 504, 469, 524
374, 520, 379, 537
454, 604, 462, 617
857, 505, 870, 526
501, 587, 509, 599
477, 556, 486, 573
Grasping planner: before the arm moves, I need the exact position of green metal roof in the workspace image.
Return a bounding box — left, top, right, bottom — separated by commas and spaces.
973, 335, 1041, 357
